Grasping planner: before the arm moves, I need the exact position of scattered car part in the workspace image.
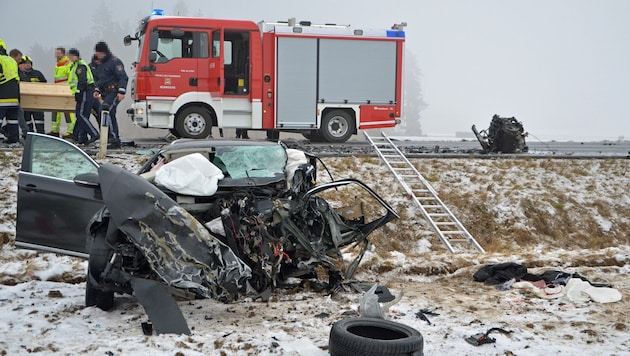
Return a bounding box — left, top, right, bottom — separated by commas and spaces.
414, 308, 440, 326
464, 327, 513, 346
472, 114, 528, 153
329, 317, 424, 356
360, 284, 403, 319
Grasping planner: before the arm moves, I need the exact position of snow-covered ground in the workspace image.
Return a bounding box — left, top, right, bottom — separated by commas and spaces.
0, 149, 628, 355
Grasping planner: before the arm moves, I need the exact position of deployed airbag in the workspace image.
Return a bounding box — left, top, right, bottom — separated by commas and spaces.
154, 153, 224, 196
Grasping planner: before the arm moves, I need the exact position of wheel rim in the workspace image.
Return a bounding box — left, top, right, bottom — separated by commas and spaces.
183, 113, 206, 135
327, 115, 349, 138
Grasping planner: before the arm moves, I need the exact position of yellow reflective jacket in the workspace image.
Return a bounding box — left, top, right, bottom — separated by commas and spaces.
0, 54, 20, 106
54, 55, 71, 83
67, 59, 95, 94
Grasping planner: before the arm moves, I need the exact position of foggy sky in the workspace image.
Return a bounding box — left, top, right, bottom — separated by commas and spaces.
2, 0, 629, 141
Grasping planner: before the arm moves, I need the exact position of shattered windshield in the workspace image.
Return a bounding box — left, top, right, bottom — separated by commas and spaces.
214, 145, 287, 179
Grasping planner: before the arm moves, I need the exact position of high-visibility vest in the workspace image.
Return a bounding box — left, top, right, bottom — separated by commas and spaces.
0, 54, 19, 106
67, 59, 95, 94
0, 55, 18, 84
54, 56, 71, 83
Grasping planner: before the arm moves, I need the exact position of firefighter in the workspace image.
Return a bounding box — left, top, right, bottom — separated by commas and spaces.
18, 55, 47, 133
93, 41, 127, 149
67, 48, 99, 145
51, 47, 76, 138
6, 48, 30, 139
0, 38, 21, 144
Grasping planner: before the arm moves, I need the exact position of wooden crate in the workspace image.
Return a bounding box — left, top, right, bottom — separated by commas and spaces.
20, 82, 75, 112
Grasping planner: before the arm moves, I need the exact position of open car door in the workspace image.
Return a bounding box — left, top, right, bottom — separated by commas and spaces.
16, 133, 103, 258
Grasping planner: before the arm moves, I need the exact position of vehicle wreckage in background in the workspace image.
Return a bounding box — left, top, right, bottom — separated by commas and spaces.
472, 114, 528, 153
16, 134, 398, 334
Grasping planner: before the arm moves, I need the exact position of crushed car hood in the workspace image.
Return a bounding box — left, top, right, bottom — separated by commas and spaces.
98, 163, 252, 300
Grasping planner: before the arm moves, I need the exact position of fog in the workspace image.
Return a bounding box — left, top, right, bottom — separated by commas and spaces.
2, 0, 629, 141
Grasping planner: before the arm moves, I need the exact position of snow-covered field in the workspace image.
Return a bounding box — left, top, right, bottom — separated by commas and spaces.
0, 149, 628, 355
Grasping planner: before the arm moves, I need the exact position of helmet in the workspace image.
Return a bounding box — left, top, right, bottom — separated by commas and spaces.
21, 55, 32, 64
0, 38, 6, 51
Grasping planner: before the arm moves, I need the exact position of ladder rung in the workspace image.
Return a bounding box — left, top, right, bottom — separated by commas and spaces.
435, 221, 456, 225
446, 239, 471, 243
428, 213, 449, 217
441, 231, 465, 235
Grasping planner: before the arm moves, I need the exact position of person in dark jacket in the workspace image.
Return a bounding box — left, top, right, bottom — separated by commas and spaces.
18, 55, 47, 133
88, 54, 102, 125
68, 48, 99, 145
92, 41, 127, 149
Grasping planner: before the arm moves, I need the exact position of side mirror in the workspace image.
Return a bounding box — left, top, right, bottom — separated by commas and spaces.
149, 52, 158, 63
123, 35, 132, 46
73, 173, 100, 188
149, 30, 159, 51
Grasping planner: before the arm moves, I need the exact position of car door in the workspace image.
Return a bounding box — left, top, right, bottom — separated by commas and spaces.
15, 133, 103, 258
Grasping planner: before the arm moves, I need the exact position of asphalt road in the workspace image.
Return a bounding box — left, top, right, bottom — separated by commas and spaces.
2, 134, 629, 159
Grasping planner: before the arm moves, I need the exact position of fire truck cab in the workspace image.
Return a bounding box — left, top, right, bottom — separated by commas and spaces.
125, 14, 405, 142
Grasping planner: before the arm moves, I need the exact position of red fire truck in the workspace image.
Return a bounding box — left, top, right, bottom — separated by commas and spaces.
124, 14, 406, 142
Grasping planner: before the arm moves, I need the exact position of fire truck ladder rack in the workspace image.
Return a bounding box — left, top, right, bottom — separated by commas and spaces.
364, 132, 485, 253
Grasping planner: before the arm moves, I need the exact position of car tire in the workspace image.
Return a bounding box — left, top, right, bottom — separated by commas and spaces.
85, 225, 114, 311
329, 317, 424, 356
176, 106, 212, 139
320, 110, 354, 143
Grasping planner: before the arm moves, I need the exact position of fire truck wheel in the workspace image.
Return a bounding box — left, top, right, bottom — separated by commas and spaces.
176, 107, 212, 139
321, 110, 354, 143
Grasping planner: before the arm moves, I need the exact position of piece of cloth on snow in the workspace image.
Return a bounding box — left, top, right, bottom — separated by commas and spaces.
473, 262, 527, 285
565, 278, 592, 304
581, 285, 622, 303
511, 281, 565, 299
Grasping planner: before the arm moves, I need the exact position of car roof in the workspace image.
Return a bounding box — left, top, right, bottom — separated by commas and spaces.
161, 138, 282, 152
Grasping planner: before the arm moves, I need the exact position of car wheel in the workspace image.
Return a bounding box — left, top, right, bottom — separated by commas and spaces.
176, 106, 212, 139
85, 225, 114, 311
320, 110, 354, 143
329, 317, 424, 356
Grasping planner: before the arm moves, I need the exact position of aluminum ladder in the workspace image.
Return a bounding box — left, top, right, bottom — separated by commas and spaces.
364, 132, 485, 253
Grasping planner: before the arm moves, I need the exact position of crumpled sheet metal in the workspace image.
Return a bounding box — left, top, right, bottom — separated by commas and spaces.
98, 163, 252, 300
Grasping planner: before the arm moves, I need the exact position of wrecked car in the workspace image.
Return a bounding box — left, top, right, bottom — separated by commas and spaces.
16, 133, 398, 334
472, 114, 528, 153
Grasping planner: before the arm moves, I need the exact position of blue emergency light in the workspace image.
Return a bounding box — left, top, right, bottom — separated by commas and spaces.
151, 9, 165, 16
386, 30, 405, 38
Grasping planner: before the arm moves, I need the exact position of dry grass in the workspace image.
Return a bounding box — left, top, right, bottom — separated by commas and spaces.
318, 156, 630, 254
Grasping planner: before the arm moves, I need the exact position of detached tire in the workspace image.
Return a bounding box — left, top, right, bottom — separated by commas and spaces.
176, 106, 212, 139
329, 317, 423, 356
85, 226, 114, 311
